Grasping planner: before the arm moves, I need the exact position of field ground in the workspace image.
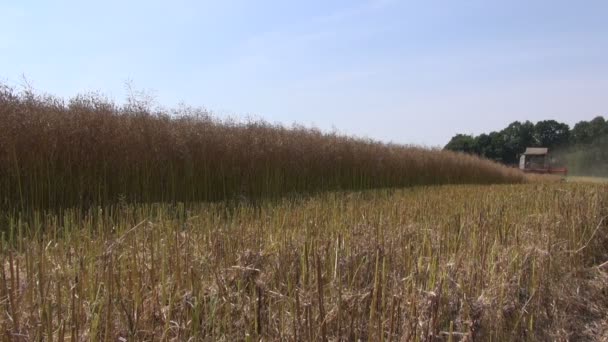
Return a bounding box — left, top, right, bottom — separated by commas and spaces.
568, 176, 608, 184
1, 182, 608, 341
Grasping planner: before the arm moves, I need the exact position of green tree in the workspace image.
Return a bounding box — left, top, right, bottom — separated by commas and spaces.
571, 120, 592, 144
571, 116, 608, 145
475, 133, 492, 158
500, 121, 535, 163
533, 120, 570, 148
444, 117, 607, 170
444, 134, 478, 154
483, 131, 506, 162
588, 116, 608, 139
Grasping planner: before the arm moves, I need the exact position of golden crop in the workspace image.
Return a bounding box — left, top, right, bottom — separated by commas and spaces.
0, 86, 524, 212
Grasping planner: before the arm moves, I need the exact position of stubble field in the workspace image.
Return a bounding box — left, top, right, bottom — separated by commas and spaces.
2, 182, 607, 341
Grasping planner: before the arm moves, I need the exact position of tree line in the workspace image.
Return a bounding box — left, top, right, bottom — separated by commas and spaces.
444, 116, 608, 165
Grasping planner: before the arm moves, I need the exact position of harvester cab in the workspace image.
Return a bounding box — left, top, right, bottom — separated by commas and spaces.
518, 147, 568, 176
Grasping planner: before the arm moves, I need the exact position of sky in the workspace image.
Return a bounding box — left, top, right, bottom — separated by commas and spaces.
1, 0, 607, 146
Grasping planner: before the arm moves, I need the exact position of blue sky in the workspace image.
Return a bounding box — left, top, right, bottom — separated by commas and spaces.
2, 0, 607, 146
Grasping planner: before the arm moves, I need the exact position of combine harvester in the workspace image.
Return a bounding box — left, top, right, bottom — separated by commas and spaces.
518, 147, 568, 176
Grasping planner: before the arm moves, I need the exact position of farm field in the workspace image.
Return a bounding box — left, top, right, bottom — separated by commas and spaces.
4, 1, 608, 340
1, 88, 608, 341
1, 183, 607, 341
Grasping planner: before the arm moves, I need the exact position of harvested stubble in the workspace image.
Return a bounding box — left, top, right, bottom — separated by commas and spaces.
1, 183, 608, 340
0, 85, 525, 211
